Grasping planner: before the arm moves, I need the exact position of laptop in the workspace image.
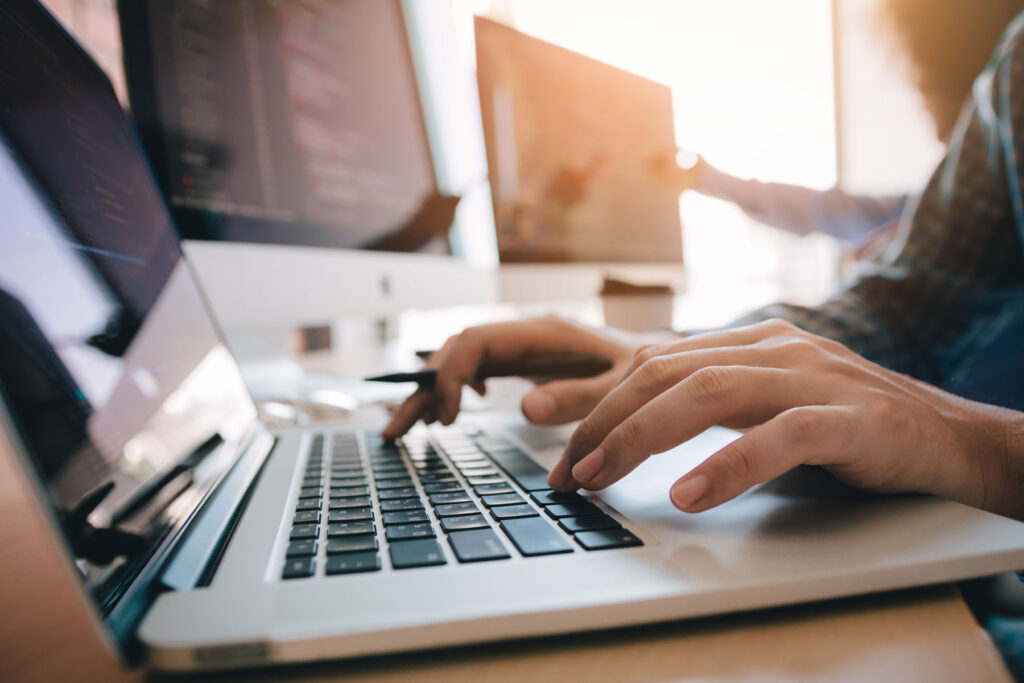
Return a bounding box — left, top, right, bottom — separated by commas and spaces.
2, 1, 1024, 673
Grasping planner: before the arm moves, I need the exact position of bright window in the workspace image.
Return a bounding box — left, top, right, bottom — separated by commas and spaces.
453, 0, 840, 327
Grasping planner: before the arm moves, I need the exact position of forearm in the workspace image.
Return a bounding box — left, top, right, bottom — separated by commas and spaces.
695, 162, 905, 244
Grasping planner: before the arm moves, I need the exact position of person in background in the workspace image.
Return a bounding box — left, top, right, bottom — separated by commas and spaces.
651, 0, 1024, 254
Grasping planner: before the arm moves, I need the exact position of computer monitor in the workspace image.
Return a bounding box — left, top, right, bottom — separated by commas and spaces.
118, 0, 495, 329
474, 17, 685, 301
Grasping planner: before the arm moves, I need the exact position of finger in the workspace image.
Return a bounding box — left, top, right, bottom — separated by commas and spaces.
470, 381, 487, 396
430, 336, 475, 426
620, 318, 799, 383
421, 406, 438, 426
433, 318, 623, 426
522, 374, 616, 425
562, 366, 808, 492
382, 388, 432, 439
562, 344, 796, 473
669, 405, 859, 512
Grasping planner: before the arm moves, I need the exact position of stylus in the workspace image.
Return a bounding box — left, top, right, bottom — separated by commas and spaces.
366, 352, 613, 386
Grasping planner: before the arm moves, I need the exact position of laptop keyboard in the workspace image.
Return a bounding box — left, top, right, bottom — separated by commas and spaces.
280, 426, 642, 579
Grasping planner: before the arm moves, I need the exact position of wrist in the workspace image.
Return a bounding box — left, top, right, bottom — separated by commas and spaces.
948, 402, 1024, 519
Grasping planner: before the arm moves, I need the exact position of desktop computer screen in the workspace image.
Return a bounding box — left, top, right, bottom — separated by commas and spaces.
118, 0, 446, 254
474, 17, 683, 266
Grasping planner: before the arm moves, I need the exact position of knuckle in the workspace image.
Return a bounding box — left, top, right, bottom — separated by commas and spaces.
572, 415, 600, 450
721, 440, 758, 482
634, 356, 671, 390
777, 337, 821, 360
539, 312, 571, 331
780, 407, 825, 444
688, 366, 732, 401
612, 416, 644, 452
761, 317, 797, 335
830, 407, 859, 453
633, 345, 659, 367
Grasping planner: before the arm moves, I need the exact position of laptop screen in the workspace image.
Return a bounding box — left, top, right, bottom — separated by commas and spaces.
0, 0, 254, 645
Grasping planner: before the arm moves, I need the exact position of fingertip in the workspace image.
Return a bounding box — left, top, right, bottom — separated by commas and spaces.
522, 390, 556, 424
669, 473, 710, 512
547, 456, 572, 490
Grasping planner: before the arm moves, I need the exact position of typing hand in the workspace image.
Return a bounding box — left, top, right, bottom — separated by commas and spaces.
548, 318, 1024, 520
381, 315, 651, 439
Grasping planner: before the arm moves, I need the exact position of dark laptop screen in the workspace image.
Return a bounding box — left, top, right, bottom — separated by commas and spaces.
0, 0, 254, 648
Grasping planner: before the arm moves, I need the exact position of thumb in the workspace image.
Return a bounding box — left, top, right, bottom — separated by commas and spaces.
521, 375, 612, 425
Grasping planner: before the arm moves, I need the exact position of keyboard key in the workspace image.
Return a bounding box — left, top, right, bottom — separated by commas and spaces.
373, 463, 407, 473
330, 486, 370, 497
418, 473, 457, 484
327, 521, 375, 537
500, 517, 574, 556
326, 551, 380, 575
302, 477, 324, 488
448, 529, 511, 563
423, 482, 463, 494
374, 471, 413, 481
452, 456, 489, 466
458, 467, 500, 478
383, 510, 430, 525
326, 535, 379, 554
293, 510, 321, 525
379, 487, 418, 500
376, 478, 415, 490
545, 502, 601, 518
474, 483, 513, 495
282, 557, 315, 579
441, 446, 480, 455
295, 498, 322, 511
466, 476, 505, 486
299, 486, 324, 499
559, 515, 621, 533
574, 528, 643, 551
330, 466, 364, 475
481, 493, 525, 508
329, 496, 372, 510
389, 538, 447, 569
330, 476, 368, 487
440, 514, 491, 532
328, 508, 374, 523
385, 523, 436, 540
434, 502, 480, 517
380, 498, 424, 512
476, 438, 516, 452
290, 523, 319, 540
530, 489, 587, 507
286, 539, 318, 557
487, 449, 551, 491
429, 491, 472, 505
489, 504, 539, 520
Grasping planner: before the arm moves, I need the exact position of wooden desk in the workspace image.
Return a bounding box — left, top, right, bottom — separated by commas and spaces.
0, 426, 1011, 682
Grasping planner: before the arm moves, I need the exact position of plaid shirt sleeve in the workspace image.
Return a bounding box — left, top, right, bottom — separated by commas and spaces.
729, 13, 1024, 386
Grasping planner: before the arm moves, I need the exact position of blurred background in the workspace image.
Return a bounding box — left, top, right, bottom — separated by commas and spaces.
41, 0, 945, 332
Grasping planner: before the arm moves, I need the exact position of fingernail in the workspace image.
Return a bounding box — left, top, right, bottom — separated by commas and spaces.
547, 457, 571, 489
671, 474, 709, 510
522, 391, 555, 422
572, 448, 605, 484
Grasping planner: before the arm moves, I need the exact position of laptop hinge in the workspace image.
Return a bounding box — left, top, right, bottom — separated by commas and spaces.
158, 430, 275, 591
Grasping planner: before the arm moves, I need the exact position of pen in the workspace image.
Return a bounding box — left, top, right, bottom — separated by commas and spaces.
366, 352, 613, 386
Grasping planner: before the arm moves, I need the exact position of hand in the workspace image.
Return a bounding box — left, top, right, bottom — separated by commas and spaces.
382, 315, 666, 439
548, 318, 1024, 520
649, 150, 705, 193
